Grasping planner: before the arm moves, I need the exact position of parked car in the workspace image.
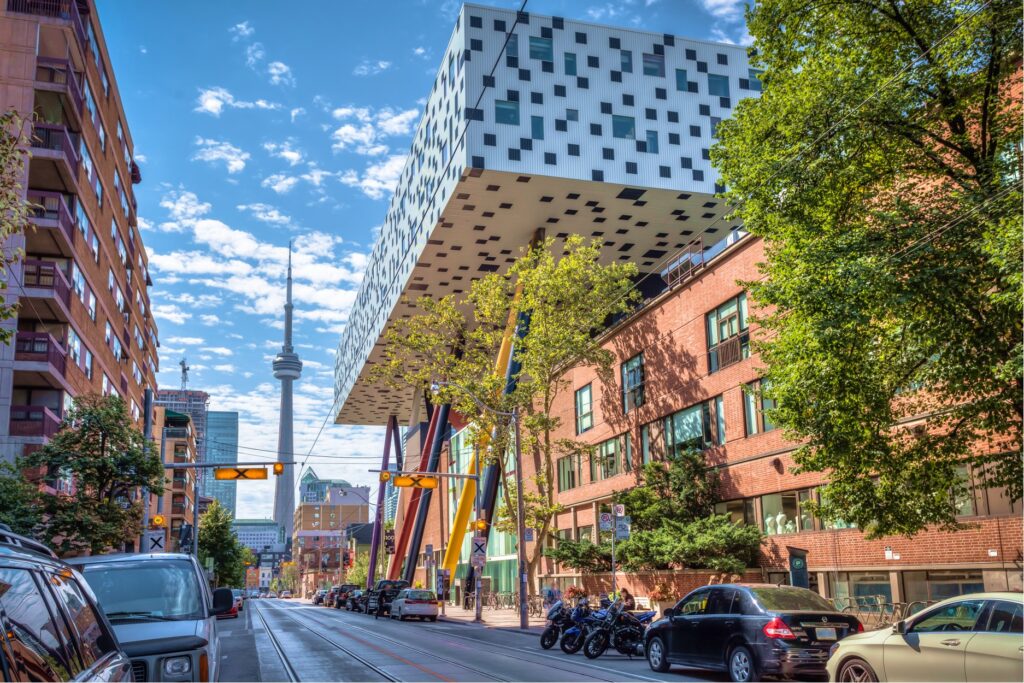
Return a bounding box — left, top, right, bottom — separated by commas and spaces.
333, 583, 361, 609
218, 593, 240, 620
826, 592, 1023, 682
312, 589, 328, 605
279, 590, 292, 599
324, 585, 341, 607
390, 589, 439, 621
267, 591, 278, 599
231, 589, 245, 612
645, 583, 863, 682
0, 525, 133, 682
345, 590, 367, 612
68, 552, 234, 683
366, 579, 410, 616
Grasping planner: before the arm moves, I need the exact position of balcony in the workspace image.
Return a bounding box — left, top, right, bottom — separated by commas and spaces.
35, 57, 83, 123
9, 405, 62, 438
29, 123, 79, 192
6, 1, 87, 52
26, 191, 75, 257
14, 331, 68, 387
164, 427, 191, 439
20, 259, 72, 321
708, 333, 749, 373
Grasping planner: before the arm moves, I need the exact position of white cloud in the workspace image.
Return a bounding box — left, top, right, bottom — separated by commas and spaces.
194, 87, 281, 117
237, 202, 293, 226
263, 140, 303, 166
192, 137, 250, 174
159, 190, 211, 230
213, 364, 237, 373
700, 0, 746, 20
200, 314, 222, 326
261, 173, 300, 194
230, 21, 255, 40
339, 154, 406, 200
300, 164, 335, 187
153, 304, 191, 324
290, 107, 306, 123
165, 336, 205, 345
413, 46, 428, 57
139, 45, 148, 55
267, 61, 295, 86
352, 59, 392, 76
202, 346, 234, 356
711, 26, 754, 45
245, 42, 265, 67
376, 108, 419, 136
330, 106, 419, 155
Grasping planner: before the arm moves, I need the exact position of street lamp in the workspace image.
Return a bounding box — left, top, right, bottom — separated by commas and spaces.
436, 382, 529, 630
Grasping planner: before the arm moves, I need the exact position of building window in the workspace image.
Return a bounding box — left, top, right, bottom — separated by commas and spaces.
743, 379, 776, 436
621, 353, 645, 412
748, 69, 763, 92
612, 115, 636, 140
577, 525, 593, 542
706, 292, 750, 372
495, 100, 520, 125
621, 50, 633, 73
564, 52, 577, 75
531, 115, 544, 140
591, 437, 621, 481
624, 432, 633, 471
575, 384, 593, 434
506, 33, 518, 58
645, 130, 658, 154
529, 36, 553, 61
675, 68, 688, 91
642, 53, 665, 77
761, 489, 816, 535
663, 398, 720, 455
640, 423, 652, 464
715, 395, 726, 445
708, 73, 730, 97
715, 498, 756, 525
557, 454, 580, 491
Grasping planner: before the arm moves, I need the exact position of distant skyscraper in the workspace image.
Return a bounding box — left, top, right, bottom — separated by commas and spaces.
272, 249, 301, 543
205, 411, 238, 516
156, 390, 210, 464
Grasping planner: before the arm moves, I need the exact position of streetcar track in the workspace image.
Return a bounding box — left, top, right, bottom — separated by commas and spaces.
251, 599, 301, 682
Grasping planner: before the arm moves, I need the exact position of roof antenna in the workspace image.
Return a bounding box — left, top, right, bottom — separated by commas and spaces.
180, 357, 190, 390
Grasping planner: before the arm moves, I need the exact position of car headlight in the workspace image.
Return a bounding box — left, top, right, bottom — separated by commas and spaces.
163, 655, 192, 677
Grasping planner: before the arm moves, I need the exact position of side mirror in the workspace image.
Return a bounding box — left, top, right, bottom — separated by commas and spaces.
662, 608, 675, 619
892, 620, 907, 635
211, 588, 234, 615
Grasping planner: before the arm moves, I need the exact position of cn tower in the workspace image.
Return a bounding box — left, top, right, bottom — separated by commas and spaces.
272, 246, 302, 545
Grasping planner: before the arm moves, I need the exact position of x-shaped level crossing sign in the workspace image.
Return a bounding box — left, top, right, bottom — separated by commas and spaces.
144, 530, 165, 553
471, 536, 487, 568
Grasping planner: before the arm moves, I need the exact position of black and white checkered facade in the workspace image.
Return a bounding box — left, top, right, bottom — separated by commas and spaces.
334, 4, 760, 425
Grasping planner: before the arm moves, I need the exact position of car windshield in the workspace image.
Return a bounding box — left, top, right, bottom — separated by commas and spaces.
750, 587, 835, 612
407, 590, 435, 600
80, 560, 205, 621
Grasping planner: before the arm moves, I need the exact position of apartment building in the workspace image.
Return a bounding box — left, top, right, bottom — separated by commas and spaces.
0, 0, 159, 463
205, 410, 239, 516
146, 406, 198, 552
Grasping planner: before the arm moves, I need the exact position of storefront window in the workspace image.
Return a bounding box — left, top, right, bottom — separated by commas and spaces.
831, 572, 892, 607
715, 498, 755, 526
761, 489, 815, 534
904, 570, 985, 602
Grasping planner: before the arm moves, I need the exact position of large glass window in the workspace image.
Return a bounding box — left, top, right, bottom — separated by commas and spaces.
575, 384, 593, 434
760, 489, 815, 535
706, 292, 750, 372
642, 53, 665, 77
748, 69, 763, 92
744, 379, 776, 435
591, 437, 621, 481
645, 130, 658, 153
506, 33, 518, 58
715, 498, 756, 525
663, 399, 718, 455
612, 115, 636, 140
621, 50, 633, 73
640, 423, 652, 464
708, 74, 730, 97
564, 52, 577, 75
557, 454, 580, 491
529, 36, 553, 61
675, 68, 688, 91
531, 115, 544, 140
621, 353, 644, 412
495, 100, 520, 125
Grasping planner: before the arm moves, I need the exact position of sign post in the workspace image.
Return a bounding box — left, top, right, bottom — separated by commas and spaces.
602, 507, 627, 598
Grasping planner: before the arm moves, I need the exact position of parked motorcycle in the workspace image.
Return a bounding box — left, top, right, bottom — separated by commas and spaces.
582, 599, 657, 659
560, 597, 609, 654
540, 600, 570, 649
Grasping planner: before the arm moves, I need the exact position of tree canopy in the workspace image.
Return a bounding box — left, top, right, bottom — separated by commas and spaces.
714, 0, 1022, 537
198, 499, 246, 587
0, 109, 32, 343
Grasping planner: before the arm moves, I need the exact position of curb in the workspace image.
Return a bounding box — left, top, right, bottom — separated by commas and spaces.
437, 615, 545, 635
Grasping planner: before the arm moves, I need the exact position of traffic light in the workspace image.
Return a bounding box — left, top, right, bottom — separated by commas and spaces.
151, 514, 166, 527
473, 519, 488, 531
273, 462, 284, 476
378, 471, 391, 482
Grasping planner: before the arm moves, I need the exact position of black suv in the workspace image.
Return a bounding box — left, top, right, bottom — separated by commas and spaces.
0, 525, 133, 681
366, 579, 410, 616
645, 583, 863, 682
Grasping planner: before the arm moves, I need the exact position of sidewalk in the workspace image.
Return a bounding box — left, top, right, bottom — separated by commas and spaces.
437, 603, 547, 633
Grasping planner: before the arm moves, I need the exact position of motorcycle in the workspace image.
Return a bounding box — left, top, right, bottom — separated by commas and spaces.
559, 597, 610, 654
582, 599, 657, 659
540, 600, 570, 649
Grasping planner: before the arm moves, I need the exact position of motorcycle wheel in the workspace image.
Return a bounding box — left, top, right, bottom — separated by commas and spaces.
560, 631, 583, 654
540, 626, 559, 650
583, 630, 610, 659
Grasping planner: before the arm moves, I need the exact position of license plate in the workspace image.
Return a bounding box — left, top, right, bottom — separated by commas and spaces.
816, 627, 837, 641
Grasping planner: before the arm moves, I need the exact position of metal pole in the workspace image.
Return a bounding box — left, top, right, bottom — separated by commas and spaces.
140, 388, 154, 550
611, 513, 617, 598
475, 443, 482, 623
514, 410, 528, 630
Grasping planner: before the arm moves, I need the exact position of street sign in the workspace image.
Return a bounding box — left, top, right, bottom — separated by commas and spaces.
523, 528, 534, 542
425, 543, 433, 556
143, 530, 165, 553
615, 516, 631, 541
599, 512, 613, 531
384, 529, 395, 554
392, 474, 438, 489
613, 504, 626, 518
214, 467, 267, 480
471, 535, 487, 568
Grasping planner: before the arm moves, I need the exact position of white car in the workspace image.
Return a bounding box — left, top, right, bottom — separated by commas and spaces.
390, 589, 439, 621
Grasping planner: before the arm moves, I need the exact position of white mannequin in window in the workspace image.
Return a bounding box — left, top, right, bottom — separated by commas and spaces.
776, 510, 788, 533
764, 515, 776, 535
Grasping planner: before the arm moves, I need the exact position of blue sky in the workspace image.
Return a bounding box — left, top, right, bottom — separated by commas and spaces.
95, 0, 751, 518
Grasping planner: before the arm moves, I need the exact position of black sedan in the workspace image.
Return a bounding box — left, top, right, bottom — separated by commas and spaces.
645, 583, 863, 682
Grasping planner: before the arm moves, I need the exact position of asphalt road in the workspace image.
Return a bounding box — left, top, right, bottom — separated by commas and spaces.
237, 599, 729, 682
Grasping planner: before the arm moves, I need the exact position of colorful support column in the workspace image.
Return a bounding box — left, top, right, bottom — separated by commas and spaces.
387, 405, 440, 580
367, 414, 398, 590
403, 402, 451, 584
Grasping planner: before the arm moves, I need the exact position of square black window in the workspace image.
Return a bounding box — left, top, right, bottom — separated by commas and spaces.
566, 108, 579, 121
636, 140, 647, 153
518, 68, 531, 81
655, 87, 667, 100
668, 132, 680, 144
554, 84, 566, 97
622, 94, 634, 106
575, 31, 587, 44
590, 123, 602, 135
577, 76, 589, 89
715, 182, 726, 193
465, 107, 484, 121
507, 56, 518, 68
692, 169, 704, 181
568, 143, 580, 156
545, 152, 557, 165
717, 53, 728, 65
520, 138, 533, 150
532, 91, 544, 104
653, 44, 664, 55
659, 165, 671, 178
517, 10, 529, 23
541, 26, 553, 38
555, 119, 567, 132
494, 19, 506, 31
484, 133, 496, 146
720, 97, 731, 108
681, 156, 693, 169
470, 15, 482, 28
592, 169, 604, 181
509, 148, 521, 161
700, 150, 710, 162
699, 104, 710, 116
588, 55, 599, 68
472, 155, 485, 168
711, 116, 722, 136
609, 36, 621, 49
690, 125, 701, 137
507, 89, 520, 101
600, 101, 612, 114
483, 75, 495, 87
470, 38, 483, 51
697, 60, 708, 73
645, 108, 657, 120
739, 78, 750, 89
611, 71, 622, 83
667, 110, 679, 123
685, 48, 697, 60
603, 147, 614, 160
626, 161, 638, 174
688, 81, 699, 93
542, 60, 554, 73
664, 34, 675, 46
552, 17, 564, 29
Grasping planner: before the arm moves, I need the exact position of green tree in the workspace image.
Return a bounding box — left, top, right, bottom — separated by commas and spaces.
375, 235, 639, 589
0, 459, 43, 536
278, 561, 298, 593
23, 395, 164, 555
714, 0, 1022, 537
198, 499, 245, 587
0, 109, 32, 343
347, 551, 371, 587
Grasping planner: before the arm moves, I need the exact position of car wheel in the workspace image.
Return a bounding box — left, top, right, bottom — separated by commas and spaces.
837, 657, 879, 683
728, 645, 759, 683
647, 636, 670, 673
